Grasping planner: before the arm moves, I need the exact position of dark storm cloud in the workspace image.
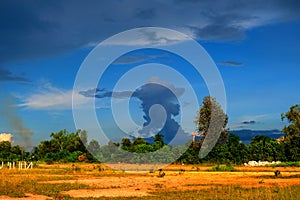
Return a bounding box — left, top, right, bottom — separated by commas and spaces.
1, 0, 299, 65
80, 82, 187, 143
0, 69, 31, 82
219, 61, 243, 67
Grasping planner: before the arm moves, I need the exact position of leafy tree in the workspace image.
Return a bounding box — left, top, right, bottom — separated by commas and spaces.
133, 137, 147, 145
227, 134, 242, 163
32, 129, 90, 163
11, 145, 22, 155
178, 145, 200, 164
281, 104, 300, 161
87, 139, 101, 155
194, 96, 229, 146
236, 142, 249, 164
65, 131, 86, 153
36, 140, 55, 158
248, 135, 280, 161
134, 143, 153, 153
78, 129, 88, 146
0, 141, 11, 153
50, 129, 69, 151
190, 96, 229, 162
153, 134, 165, 150
207, 144, 230, 164
121, 138, 132, 151
0, 141, 12, 161
281, 104, 300, 137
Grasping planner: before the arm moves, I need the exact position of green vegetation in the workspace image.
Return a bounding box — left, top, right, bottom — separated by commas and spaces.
209, 163, 236, 172
0, 141, 26, 161
269, 161, 300, 167
0, 98, 299, 165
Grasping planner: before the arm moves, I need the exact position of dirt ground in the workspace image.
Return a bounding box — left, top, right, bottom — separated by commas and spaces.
1, 164, 300, 199
57, 171, 300, 198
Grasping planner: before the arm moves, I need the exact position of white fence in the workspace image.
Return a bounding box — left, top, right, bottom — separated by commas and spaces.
0, 161, 33, 170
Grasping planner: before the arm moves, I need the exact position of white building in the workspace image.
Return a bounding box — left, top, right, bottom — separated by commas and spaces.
0, 133, 13, 143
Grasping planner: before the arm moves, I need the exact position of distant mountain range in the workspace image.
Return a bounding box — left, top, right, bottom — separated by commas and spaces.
230, 129, 285, 144
139, 129, 285, 145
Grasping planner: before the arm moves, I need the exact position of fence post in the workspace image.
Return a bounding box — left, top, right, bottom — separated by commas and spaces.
7, 162, 11, 169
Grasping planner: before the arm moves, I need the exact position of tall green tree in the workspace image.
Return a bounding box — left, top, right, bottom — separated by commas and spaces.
248, 135, 280, 161
87, 139, 101, 155
133, 137, 147, 145
194, 96, 229, 145
153, 134, 165, 150
227, 134, 248, 164
50, 129, 68, 151
281, 104, 300, 161
121, 138, 132, 151
281, 104, 300, 137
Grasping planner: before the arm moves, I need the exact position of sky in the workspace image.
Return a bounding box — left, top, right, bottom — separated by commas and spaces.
0, 0, 300, 149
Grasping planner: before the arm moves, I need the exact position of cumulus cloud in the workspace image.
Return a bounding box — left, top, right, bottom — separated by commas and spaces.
19, 83, 90, 110
0, 133, 13, 143
80, 78, 187, 143
0, 0, 299, 65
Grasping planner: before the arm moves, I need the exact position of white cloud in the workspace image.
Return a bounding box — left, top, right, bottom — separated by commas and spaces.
102, 28, 191, 46
0, 133, 13, 142
18, 83, 91, 110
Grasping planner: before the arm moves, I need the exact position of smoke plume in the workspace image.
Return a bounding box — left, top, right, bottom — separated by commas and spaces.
0, 94, 33, 149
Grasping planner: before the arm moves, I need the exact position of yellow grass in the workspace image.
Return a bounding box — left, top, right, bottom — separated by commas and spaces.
0, 163, 299, 199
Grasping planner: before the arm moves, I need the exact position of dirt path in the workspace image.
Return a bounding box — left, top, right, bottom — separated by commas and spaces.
0, 193, 51, 200
42, 171, 300, 198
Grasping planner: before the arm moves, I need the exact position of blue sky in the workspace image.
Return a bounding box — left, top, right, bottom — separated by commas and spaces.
0, 1, 300, 148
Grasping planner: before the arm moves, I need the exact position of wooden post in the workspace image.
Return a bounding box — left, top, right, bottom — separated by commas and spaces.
7, 162, 11, 169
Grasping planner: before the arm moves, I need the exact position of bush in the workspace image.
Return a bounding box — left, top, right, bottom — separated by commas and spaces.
209, 163, 235, 172
272, 161, 300, 167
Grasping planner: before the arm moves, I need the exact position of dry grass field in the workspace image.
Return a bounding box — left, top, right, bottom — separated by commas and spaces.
0, 163, 299, 199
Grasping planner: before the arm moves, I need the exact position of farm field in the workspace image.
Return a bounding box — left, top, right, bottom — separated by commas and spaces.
0, 164, 299, 199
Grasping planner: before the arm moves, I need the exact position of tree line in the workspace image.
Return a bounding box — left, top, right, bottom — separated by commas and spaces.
0, 96, 299, 164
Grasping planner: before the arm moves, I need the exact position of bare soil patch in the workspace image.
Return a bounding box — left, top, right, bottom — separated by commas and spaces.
1, 164, 299, 199
47, 170, 300, 198
0, 193, 51, 200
